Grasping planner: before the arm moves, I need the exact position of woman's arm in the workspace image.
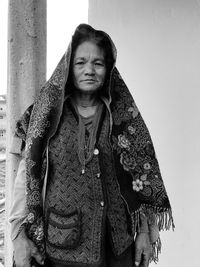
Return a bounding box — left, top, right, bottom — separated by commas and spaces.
9, 156, 27, 240
9, 136, 44, 267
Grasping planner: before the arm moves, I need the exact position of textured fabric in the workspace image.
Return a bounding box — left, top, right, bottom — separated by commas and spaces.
75, 101, 104, 173
44, 100, 133, 265
47, 221, 134, 267
14, 24, 174, 263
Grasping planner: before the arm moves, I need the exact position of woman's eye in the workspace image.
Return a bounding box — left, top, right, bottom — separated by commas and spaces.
95, 62, 104, 66
76, 61, 84, 65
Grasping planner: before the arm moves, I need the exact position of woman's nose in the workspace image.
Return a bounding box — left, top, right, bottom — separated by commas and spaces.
84, 63, 95, 75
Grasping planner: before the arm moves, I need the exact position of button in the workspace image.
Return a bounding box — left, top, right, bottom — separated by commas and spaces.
93, 148, 99, 155
100, 201, 104, 207
97, 173, 100, 178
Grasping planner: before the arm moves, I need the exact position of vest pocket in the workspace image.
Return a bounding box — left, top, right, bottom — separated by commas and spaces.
46, 207, 81, 249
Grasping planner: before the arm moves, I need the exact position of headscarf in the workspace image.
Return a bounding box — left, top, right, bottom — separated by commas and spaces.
16, 24, 174, 260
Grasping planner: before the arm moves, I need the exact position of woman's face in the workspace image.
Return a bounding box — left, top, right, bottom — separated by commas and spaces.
72, 41, 106, 94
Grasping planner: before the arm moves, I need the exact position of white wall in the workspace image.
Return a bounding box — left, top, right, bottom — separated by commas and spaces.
89, 1, 200, 266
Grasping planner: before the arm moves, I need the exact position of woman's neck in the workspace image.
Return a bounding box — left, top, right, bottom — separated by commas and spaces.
72, 91, 100, 108
72, 91, 100, 118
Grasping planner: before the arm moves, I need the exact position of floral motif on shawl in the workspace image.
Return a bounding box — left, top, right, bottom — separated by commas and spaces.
110, 69, 174, 228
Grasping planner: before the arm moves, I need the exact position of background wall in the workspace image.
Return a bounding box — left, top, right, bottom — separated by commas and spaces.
89, 1, 200, 266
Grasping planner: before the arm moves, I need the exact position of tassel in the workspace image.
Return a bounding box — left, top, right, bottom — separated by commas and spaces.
150, 236, 162, 263
131, 204, 175, 233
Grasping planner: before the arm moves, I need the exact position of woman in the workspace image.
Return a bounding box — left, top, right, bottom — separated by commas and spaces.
10, 24, 174, 267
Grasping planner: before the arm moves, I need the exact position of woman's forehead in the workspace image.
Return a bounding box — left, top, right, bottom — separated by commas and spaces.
74, 41, 105, 60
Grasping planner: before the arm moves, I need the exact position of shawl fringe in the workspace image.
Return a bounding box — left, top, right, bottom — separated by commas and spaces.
131, 204, 174, 262
151, 236, 162, 263
131, 204, 175, 233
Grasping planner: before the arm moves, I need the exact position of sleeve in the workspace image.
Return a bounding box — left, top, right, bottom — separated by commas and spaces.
9, 104, 34, 240
9, 157, 28, 241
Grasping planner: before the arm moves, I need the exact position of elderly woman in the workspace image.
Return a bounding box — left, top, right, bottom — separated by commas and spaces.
10, 24, 174, 267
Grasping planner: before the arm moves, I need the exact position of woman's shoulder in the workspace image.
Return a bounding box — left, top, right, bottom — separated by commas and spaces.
10, 104, 34, 155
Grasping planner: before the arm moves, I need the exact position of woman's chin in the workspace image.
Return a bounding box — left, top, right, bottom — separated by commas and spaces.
77, 86, 101, 94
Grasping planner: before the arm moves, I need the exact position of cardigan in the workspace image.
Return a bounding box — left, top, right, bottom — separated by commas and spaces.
43, 99, 134, 265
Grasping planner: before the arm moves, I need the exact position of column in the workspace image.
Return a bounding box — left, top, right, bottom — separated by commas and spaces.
6, 1, 46, 265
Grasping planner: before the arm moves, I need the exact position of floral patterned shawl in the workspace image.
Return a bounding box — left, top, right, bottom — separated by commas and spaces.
16, 24, 174, 261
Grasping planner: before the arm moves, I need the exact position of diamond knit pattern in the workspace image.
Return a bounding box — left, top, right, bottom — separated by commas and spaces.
44, 101, 133, 265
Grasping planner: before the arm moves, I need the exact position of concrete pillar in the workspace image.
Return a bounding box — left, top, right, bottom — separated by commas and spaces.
6, 1, 46, 266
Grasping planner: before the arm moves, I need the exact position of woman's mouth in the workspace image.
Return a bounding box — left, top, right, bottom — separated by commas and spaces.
82, 79, 96, 83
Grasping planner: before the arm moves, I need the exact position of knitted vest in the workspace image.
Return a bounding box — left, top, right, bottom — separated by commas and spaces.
44, 101, 134, 266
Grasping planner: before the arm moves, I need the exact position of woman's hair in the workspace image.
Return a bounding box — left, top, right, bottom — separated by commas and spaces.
71, 24, 115, 74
